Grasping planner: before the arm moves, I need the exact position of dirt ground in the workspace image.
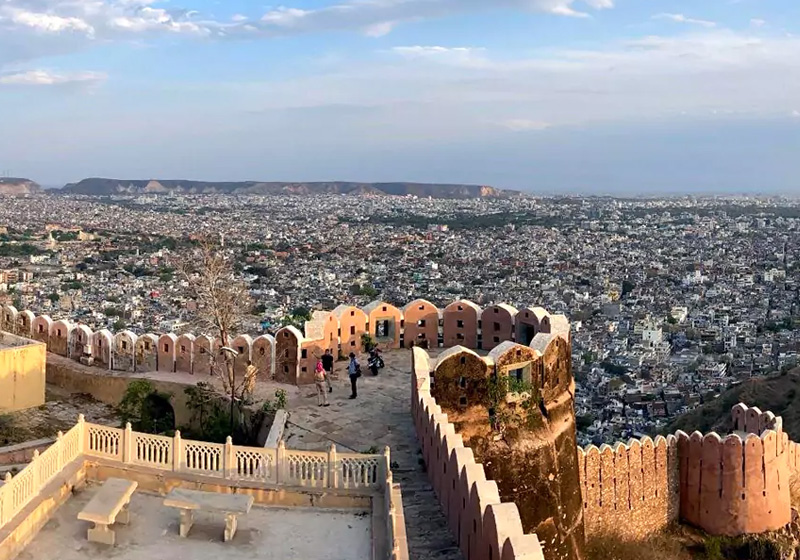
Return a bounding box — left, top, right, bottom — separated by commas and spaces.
0, 385, 120, 446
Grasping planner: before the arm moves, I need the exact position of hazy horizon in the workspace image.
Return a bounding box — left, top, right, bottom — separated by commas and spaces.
2, 0, 799, 194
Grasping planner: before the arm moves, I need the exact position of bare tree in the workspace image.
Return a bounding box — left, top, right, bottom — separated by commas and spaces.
178, 239, 256, 434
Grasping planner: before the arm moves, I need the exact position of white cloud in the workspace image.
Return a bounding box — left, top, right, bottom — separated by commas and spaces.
363, 21, 396, 38
750, 19, 766, 28
0, 69, 106, 86
251, 0, 612, 37
653, 13, 716, 28
0, 0, 613, 71
260, 7, 308, 26
9, 11, 95, 36
500, 119, 552, 131
239, 30, 800, 135
390, 46, 487, 65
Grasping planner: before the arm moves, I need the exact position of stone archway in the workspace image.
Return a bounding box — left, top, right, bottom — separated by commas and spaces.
141, 393, 176, 434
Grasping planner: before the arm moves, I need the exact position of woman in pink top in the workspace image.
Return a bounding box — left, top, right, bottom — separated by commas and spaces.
314, 361, 330, 407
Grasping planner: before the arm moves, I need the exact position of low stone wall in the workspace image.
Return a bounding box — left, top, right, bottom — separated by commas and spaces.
578, 436, 679, 539
387, 482, 410, 560
0, 439, 54, 466
0, 459, 86, 560
46, 353, 195, 427
411, 347, 546, 560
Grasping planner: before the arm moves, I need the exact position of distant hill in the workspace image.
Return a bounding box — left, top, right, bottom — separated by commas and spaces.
0, 178, 41, 195
59, 178, 522, 199
666, 368, 800, 440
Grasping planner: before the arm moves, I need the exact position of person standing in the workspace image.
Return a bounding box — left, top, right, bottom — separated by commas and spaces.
321, 349, 335, 393
348, 352, 361, 399
314, 361, 330, 407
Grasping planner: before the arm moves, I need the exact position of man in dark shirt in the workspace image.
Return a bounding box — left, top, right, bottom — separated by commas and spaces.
321, 349, 335, 393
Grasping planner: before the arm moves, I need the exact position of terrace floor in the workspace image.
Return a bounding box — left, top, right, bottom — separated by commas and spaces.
20, 483, 371, 560
283, 348, 463, 560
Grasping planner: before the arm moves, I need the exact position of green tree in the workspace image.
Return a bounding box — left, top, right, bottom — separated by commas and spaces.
361, 333, 376, 352
118, 380, 173, 434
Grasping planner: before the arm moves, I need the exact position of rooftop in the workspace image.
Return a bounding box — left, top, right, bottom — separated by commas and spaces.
0, 331, 40, 350
25, 483, 372, 560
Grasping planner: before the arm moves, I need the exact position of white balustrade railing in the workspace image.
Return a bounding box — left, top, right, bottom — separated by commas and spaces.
0, 420, 84, 528
0, 415, 389, 533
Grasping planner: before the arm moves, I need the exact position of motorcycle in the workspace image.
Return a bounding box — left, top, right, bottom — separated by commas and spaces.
368, 348, 385, 375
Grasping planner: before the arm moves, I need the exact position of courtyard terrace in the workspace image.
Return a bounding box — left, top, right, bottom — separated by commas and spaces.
24, 486, 371, 560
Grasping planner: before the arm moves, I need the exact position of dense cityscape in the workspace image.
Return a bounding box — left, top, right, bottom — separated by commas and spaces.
1, 192, 799, 445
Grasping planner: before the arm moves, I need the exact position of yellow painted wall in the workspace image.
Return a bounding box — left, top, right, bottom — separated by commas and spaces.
0, 334, 46, 412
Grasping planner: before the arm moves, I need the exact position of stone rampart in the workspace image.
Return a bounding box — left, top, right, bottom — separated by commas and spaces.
411, 347, 546, 560
1, 299, 569, 386
578, 436, 679, 539
676, 402, 792, 536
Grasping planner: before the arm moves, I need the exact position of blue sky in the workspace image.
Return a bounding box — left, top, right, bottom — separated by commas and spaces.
1, 0, 799, 193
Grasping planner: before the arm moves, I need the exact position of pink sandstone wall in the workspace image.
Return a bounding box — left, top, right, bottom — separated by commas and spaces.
17, 299, 568, 386
676, 428, 791, 536
675, 402, 792, 537
577, 436, 679, 539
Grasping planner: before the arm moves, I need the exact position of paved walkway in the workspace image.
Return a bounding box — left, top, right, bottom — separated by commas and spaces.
283, 350, 462, 560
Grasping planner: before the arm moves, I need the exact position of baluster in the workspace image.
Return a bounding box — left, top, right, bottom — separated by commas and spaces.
173, 431, 182, 471
276, 440, 285, 484
123, 424, 132, 463
30, 450, 40, 502
56, 431, 64, 471
328, 444, 337, 489
77, 414, 86, 453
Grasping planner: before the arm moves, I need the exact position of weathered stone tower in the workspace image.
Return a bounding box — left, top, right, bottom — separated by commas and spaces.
431, 331, 584, 560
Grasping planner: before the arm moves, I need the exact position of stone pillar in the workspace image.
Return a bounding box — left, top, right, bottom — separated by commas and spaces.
123, 423, 133, 464
328, 443, 338, 488
173, 431, 182, 471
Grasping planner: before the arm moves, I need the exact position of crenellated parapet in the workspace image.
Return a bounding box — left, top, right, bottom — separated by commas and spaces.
7, 298, 569, 386
731, 402, 783, 435
584, 402, 794, 539
578, 436, 680, 539
676, 426, 790, 536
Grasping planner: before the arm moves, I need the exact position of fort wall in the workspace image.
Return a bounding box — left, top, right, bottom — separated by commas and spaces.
676, 403, 792, 536
0, 299, 568, 386
411, 346, 547, 560
577, 436, 679, 539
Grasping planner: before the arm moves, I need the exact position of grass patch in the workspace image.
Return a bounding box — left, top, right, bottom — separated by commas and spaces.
587, 530, 692, 560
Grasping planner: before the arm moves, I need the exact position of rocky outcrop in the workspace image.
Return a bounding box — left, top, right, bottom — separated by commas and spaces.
0, 178, 41, 195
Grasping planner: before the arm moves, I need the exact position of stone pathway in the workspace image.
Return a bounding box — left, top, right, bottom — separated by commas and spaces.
283, 350, 462, 560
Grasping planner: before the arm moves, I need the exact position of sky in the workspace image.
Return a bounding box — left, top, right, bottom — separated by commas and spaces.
1, 0, 799, 194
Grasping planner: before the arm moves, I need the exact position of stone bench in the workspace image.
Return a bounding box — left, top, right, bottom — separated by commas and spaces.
77, 478, 138, 546
163, 488, 254, 542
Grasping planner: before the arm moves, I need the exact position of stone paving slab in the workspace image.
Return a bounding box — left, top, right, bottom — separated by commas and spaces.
283, 350, 462, 560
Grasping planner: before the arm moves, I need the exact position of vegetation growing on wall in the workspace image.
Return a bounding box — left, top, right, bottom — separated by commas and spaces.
180, 382, 284, 445
487, 372, 543, 441
118, 380, 174, 434
361, 333, 376, 352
